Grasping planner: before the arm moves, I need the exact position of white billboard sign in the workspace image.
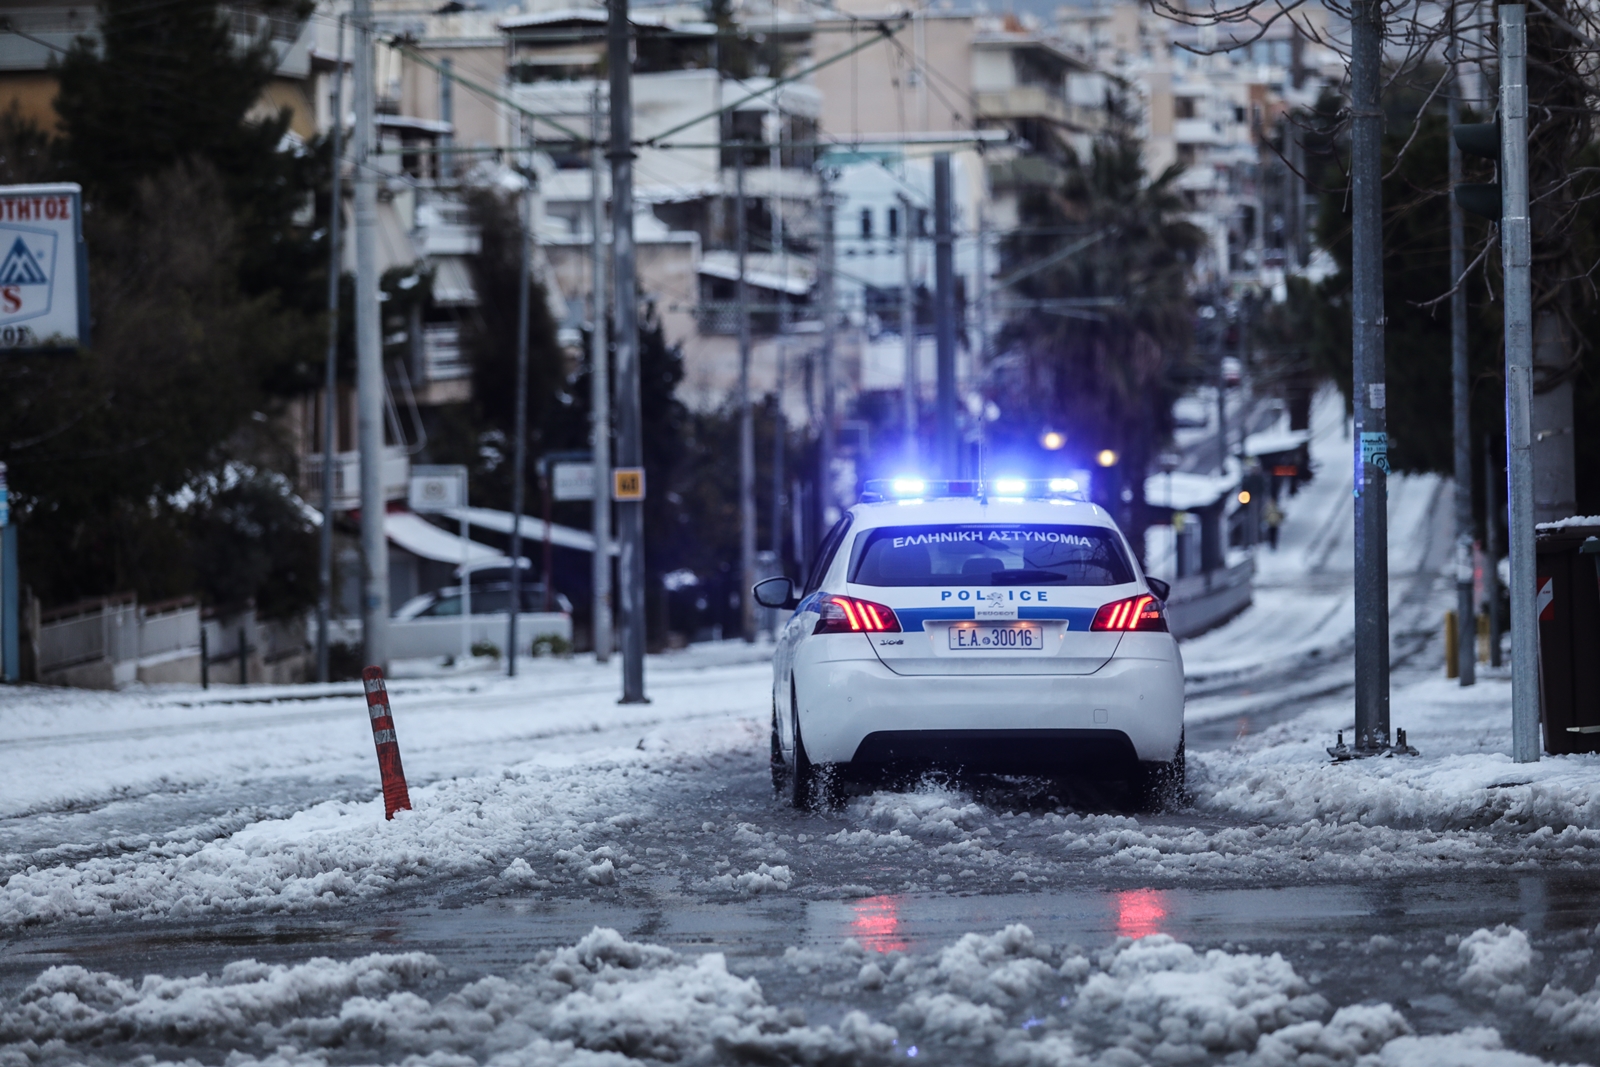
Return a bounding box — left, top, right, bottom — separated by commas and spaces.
551, 461, 595, 502
408, 465, 467, 513
0, 184, 88, 352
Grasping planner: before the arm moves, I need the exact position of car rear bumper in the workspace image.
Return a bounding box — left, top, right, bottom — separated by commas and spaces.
792, 647, 1184, 768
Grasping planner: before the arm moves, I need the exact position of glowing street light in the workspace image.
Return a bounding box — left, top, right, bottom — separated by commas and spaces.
1096, 449, 1118, 468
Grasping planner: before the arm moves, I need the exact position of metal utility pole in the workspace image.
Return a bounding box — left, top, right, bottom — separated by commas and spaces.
590, 88, 612, 664
1350, 0, 1391, 754
353, 0, 388, 671
899, 193, 917, 463
317, 15, 345, 684
772, 342, 786, 569
610, 0, 647, 702
737, 145, 756, 643
818, 179, 837, 522
1217, 315, 1230, 475
1500, 3, 1539, 762
933, 153, 958, 478
1485, 432, 1504, 667
507, 119, 533, 678
1448, 10, 1475, 686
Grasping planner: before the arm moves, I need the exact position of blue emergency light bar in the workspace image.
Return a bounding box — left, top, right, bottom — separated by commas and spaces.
859, 478, 1085, 503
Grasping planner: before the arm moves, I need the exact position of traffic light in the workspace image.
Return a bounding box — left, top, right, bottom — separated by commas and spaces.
1454, 120, 1502, 220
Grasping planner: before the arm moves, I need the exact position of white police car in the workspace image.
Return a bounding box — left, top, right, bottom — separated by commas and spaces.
753, 478, 1184, 810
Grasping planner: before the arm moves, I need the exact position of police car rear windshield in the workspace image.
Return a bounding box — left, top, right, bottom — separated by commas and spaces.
849, 525, 1134, 587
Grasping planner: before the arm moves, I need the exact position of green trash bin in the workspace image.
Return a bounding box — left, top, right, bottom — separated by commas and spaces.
1535, 522, 1600, 754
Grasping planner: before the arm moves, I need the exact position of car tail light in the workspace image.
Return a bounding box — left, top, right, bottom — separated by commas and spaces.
1091, 594, 1168, 632
814, 595, 902, 634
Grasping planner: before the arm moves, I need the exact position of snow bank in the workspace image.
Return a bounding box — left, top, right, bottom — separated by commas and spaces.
0, 927, 895, 1066
0, 730, 757, 930
1194, 674, 1600, 841
9, 923, 1582, 1067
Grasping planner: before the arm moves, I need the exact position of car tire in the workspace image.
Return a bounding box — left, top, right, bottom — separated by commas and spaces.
789, 709, 821, 810
1133, 733, 1185, 813
770, 696, 788, 796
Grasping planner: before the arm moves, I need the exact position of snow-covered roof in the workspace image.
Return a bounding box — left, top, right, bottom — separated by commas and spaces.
431, 256, 477, 306
498, 8, 709, 33
698, 252, 813, 296
1243, 426, 1311, 457
1144, 469, 1239, 511
1536, 515, 1600, 531
441, 506, 619, 555
385, 512, 522, 568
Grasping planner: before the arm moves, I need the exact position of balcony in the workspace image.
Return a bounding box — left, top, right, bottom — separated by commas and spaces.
1174, 118, 1225, 145
423, 325, 469, 382
303, 446, 411, 512
976, 87, 1106, 131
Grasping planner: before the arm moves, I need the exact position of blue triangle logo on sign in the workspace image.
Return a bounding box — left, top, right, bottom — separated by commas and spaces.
0, 237, 48, 285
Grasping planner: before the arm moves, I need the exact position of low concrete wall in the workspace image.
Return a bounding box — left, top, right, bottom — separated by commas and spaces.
136, 650, 203, 685
1166, 557, 1254, 640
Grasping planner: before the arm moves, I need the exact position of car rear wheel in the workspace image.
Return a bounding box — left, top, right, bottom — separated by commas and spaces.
1132, 733, 1186, 813
770, 696, 788, 795
789, 708, 821, 810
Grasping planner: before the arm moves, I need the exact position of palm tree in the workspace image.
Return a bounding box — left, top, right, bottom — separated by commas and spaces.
989, 113, 1204, 551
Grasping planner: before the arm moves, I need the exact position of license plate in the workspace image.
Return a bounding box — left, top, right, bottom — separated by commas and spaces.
948, 622, 1044, 650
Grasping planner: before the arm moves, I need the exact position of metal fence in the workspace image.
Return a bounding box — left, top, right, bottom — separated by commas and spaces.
38, 595, 141, 674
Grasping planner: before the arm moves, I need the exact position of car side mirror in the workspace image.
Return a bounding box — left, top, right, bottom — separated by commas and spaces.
1146, 577, 1171, 602
753, 576, 800, 610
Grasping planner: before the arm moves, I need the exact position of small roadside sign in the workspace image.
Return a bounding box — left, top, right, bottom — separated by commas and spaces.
0, 184, 89, 353
552, 461, 594, 502
408, 465, 467, 513
612, 467, 645, 501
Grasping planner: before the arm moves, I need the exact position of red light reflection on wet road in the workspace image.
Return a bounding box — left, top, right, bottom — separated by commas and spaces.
1115, 888, 1168, 939
850, 895, 908, 952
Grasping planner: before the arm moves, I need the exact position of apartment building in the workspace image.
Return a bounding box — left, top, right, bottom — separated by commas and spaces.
1054, 0, 1343, 290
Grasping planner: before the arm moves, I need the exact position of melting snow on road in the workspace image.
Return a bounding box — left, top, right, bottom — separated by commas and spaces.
3, 921, 1598, 1065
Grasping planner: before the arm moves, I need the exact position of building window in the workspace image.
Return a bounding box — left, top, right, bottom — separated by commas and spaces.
887, 206, 900, 239
1175, 96, 1197, 119
860, 207, 873, 239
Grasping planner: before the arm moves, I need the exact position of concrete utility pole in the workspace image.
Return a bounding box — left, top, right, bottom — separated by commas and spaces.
317, 14, 345, 684
610, 0, 647, 702
353, 0, 388, 671
1350, 0, 1391, 754
933, 153, 958, 478
507, 119, 532, 678
1448, 8, 1475, 686
899, 193, 917, 464
590, 88, 612, 664
438, 56, 453, 180
818, 179, 837, 523
1499, 3, 1540, 762
736, 145, 757, 643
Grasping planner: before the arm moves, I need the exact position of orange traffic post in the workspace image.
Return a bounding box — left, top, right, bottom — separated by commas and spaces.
362, 666, 412, 819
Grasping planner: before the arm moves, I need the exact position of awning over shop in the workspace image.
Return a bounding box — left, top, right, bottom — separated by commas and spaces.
440, 506, 619, 555
431, 256, 477, 306
385, 512, 526, 568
